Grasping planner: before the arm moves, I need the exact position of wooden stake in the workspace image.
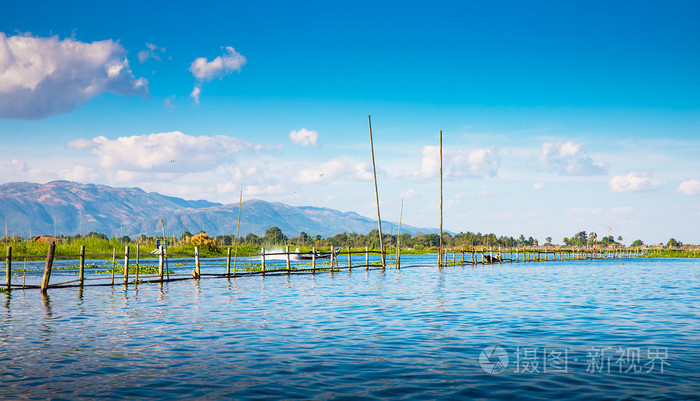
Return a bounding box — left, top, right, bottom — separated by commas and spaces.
40, 242, 55, 293
233, 183, 243, 276
123, 245, 130, 284
365, 246, 369, 270
368, 115, 385, 267
158, 245, 164, 279
226, 248, 232, 277
312, 247, 316, 273
439, 130, 443, 267
79, 245, 85, 286
286, 245, 291, 273
396, 198, 403, 269
261, 247, 266, 274
347, 247, 352, 270
5, 246, 11, 290
194, 246, 200, 279
135, 243, 140, 283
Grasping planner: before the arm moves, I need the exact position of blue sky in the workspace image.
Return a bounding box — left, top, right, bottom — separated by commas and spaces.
1, 0, 699, 245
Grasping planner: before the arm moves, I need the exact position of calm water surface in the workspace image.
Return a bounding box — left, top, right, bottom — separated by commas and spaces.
1, 257, 699, 400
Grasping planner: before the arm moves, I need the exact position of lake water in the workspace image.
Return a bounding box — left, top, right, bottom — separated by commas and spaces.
1, 256, 699, 400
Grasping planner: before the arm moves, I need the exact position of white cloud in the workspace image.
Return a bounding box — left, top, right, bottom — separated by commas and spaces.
678, 179, 700, 195
10, 158, 27, 172
137, 43, 166, 63
0, 32, 148, 119
190, 46, 246, 81
609, 172, 664, 193
188, 46, 246, 105
289, 128, 319, 147
416, 146, 499, 179
538, 141, 607, 176
190, 86, 201, 104
68, 131, 251, 173
294, 159, 373, 184
532, 182, 545, 190
61, 164, 99, 182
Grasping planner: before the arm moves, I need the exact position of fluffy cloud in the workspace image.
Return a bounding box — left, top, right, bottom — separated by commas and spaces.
189, 86, 201, 104
0, 32, 148, 119
294, 159, 373, 184
68, 131, 251, 173
189, 46, 246, 103
532, 182, 545, 190
289, 128, 319, 147
538, 141, 607, 176
678, 179, 700, 195
417, 146, 499, 179
137, 43, 166, 63
609, 172, 664, 193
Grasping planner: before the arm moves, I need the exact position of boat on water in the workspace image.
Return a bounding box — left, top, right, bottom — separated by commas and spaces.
296, 247, 341, 260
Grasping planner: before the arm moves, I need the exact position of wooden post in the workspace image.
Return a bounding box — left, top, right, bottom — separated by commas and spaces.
5, 246, 11, 290
368, 115, 385, 268
158, 245, 164, 279
397, 198, 403, 269
312, 247, 316, 273
135, 243, 140, 283
123, 245, 129, 284
330, 250, 335, 272
194, 246, 200, 278
439, 130, 443, 267
111, 248, 116, 285
226, 248, 232, 277
40, 242, 55, 293
261, 247, 266, 274
233, 183, 243, 276
78, 245, 85, 286
286, 245, 291, 273
347, 247, 352, 270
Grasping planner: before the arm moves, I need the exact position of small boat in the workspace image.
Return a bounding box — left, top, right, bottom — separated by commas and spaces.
296, 247, 341, 260
484, 254, 502, 263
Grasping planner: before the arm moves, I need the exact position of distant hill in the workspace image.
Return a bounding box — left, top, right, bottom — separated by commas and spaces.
0, 181, 436, 238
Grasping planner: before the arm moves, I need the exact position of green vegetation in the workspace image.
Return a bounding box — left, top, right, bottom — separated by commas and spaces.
1, 229, 696, 259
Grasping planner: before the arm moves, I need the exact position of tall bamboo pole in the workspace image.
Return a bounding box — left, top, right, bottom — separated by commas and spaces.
368, 115, 385, 267
233, 183, 243, 276
439, 130, 443, 267
396, 198, 403, 269
161, 219, 169, 280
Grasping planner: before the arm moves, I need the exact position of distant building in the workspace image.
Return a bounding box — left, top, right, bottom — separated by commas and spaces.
33, 235, 59, 243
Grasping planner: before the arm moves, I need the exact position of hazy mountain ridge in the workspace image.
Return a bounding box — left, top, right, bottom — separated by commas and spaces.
0, 181, 435, 238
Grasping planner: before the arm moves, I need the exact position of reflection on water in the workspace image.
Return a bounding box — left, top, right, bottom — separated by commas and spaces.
0, 257, 698, 399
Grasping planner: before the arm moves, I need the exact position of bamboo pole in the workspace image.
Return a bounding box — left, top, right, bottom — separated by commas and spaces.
226, 248, 232, 277
312, 247, 316, 273
161, 219, 169, 280
123, 245, 129, 284
5, 246, 11, 290
261, 247, 266, 274
40, 242, 55, 293
135, 243, 140, 283
233, 183, 243, 276
396, 198, 403, 269
439, 130, 443, 267
194, 246, 200, 279
286, 245, 291, 273
368, 115, 385, 267
158, 245, 164, 279
79, 245, 85, 286
347, 247, 351, 269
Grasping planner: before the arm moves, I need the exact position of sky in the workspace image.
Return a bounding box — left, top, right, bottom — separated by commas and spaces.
1, 0, 699, 245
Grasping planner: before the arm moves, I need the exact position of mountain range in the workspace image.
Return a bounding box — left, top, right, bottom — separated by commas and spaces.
0, 181, 435, 238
